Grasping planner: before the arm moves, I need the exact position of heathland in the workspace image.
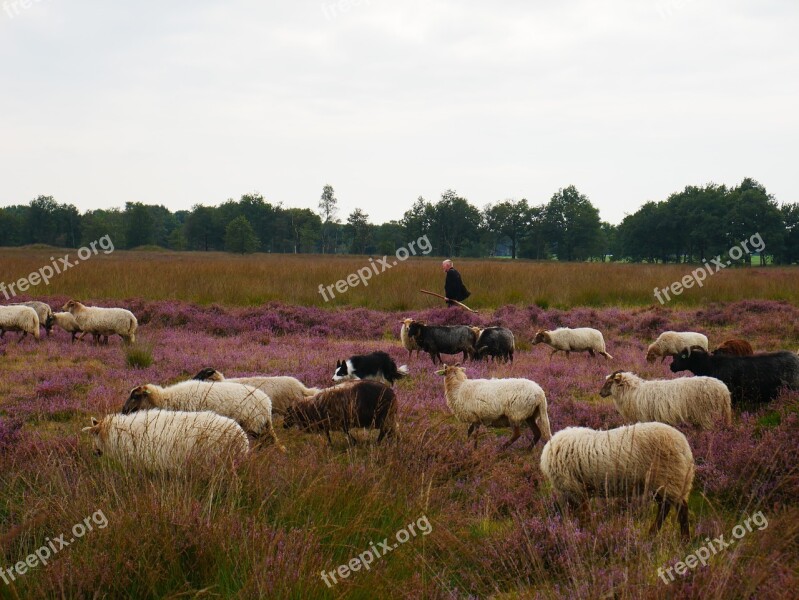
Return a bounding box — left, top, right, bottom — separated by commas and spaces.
0, 251, 798, 598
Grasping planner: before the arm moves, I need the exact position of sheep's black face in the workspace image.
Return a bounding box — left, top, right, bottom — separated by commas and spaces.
533, 332, 548, 345
408, 322, 422, 338
670, 353, 690, 373
122, 386, 149, 414
193, 367, 217, 381
45, 314, 55, 331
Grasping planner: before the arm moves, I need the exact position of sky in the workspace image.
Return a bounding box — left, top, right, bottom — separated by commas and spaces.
1, 0, 796, 225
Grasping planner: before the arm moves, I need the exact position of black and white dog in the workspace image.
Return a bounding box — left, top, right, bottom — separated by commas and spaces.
332, 351, 409, 386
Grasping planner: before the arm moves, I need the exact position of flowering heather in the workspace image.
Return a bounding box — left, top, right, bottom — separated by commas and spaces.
1, 297, 798, 598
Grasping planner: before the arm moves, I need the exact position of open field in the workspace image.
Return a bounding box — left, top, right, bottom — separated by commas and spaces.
1, 247, 799, 309
1, 296, 798, 598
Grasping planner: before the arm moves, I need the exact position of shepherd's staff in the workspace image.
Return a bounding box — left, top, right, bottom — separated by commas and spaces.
419, 289, 478, 313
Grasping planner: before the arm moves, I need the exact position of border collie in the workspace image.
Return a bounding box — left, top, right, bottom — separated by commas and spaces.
332, 351, 409, 385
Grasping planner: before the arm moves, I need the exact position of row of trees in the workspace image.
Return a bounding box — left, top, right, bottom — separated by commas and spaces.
0, 178, 796, 263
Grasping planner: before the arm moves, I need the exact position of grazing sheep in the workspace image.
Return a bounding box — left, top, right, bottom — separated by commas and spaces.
62, 300, 137, 345
533, 328, 612, 360
472, 326, 515, 363
670, 346, 799, 407
540, 423, 695, 539
13, 301, 54, 336
122, 381, 285, 451
600, 370, 732, 430
192, 368, 320, 416
283, 380, 397, 445
82, 410, 249, 472
437, 364, 551, 449
712, 339, 754, 356
400, 318, 422, 359
52, 311, 83, 343
646, 331, 708, 363
407, 322, 478, 364
0, 305, 40, 342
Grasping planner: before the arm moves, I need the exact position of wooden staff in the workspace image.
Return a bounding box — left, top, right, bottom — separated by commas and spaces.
419, 289, 478, 313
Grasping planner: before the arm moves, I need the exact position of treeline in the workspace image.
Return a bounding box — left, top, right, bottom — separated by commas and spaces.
1, 178, 796, 263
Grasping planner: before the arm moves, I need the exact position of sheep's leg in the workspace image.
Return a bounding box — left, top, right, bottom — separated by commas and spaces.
17, 331, 27, 344
650, 494, 672, 535
469, 424, 480, 448
600, 351, 612, 360
549, 349, 558, 360
526, 416, 542, 449
677, 502, 690, 541
565, 351, 570, 358
466, 423, 477, 438
344, 428, 357, 446
501, 426, 522, 449
588, 349, 595, 357
324, 429, 334, 446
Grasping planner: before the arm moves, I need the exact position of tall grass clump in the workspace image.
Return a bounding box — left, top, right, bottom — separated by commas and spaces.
125, 342, 154, 369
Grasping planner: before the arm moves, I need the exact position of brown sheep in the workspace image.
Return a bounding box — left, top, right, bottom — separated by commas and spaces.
712, 339, 754, 356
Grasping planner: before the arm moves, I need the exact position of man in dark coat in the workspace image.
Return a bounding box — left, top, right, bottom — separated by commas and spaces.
442, 259, 470, 306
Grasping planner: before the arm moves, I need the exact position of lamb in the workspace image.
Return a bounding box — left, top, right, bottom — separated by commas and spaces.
712, 339, 754, 356
82, 410, 249, 472
437, 364, 551, 449
472, 326, 515, 363
192, 368, 320, 416
599, 370, 732, 430
400, 318, 422, 360
13, 301, 54, 336
670, 346, 799, 407
539, 423, 695, 539
407, 322, 478, 364
122, 380, 285, 451
51, 311, 83, 343
62, 300, 137, 345
646, 331, 708, 363
0, 305, 40, 342
283, 380, 397, 445
533, 328, 612, 360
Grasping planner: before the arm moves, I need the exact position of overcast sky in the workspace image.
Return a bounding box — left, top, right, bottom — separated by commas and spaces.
1, 0, 796, 225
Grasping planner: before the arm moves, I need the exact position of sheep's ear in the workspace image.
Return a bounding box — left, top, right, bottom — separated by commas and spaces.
91, 417, 99, 427
613, 373, 623, 383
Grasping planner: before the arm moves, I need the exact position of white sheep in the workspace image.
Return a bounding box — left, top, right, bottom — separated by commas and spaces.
533, 327, 612, 359
13, 301, 54, 336
600, 370, 732, 430
192, 368, 321, 416
62, 300, 137, 345
82, 409, 249, 472
52, 311, 83, 343
646, 331, 708, 363
437, 364, 551, 449
540, 423, 695, 539
400, 318, 422, 359
0, 305, 40, 342
122, 380, 285, 451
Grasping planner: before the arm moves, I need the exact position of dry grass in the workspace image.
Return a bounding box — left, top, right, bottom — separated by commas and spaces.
0, 247, 797, 309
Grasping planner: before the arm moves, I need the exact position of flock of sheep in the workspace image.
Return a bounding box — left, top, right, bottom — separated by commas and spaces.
0, 300, 137, 344
4, 298, 799, 541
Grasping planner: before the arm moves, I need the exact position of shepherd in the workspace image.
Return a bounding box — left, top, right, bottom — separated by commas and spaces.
442, 259, 470, 307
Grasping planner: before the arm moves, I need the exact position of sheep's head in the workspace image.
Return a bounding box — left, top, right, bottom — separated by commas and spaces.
599, 370, 627, 397
81, 417, 104, 456
407, 321, 425, 339
62, 300, 79, 313
533, 331, 550, 345
645, 344, 659, 363
401, 318, 415, 328
193, 368, 224, 382
283, 402, 321, 431
44, 313, 55, 331
435, 364, 464, 378
122, 385, 156, 414
670, 345, 707, 373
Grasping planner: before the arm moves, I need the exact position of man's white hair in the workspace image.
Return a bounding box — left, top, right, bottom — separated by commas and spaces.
442, 259, 453, 267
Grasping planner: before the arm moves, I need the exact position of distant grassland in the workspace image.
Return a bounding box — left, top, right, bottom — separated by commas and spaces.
1, 247, 797, 309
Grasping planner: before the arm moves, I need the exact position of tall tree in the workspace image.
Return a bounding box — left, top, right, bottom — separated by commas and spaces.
346, 208, 372, 254
543, 186, 603, 261
318, 184, 339, 254
431, 190, 482, 257
483, 199, 536, 259
224, 216, 260, 254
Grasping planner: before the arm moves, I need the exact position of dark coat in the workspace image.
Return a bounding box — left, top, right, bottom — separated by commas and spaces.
445, 268, 470, 303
